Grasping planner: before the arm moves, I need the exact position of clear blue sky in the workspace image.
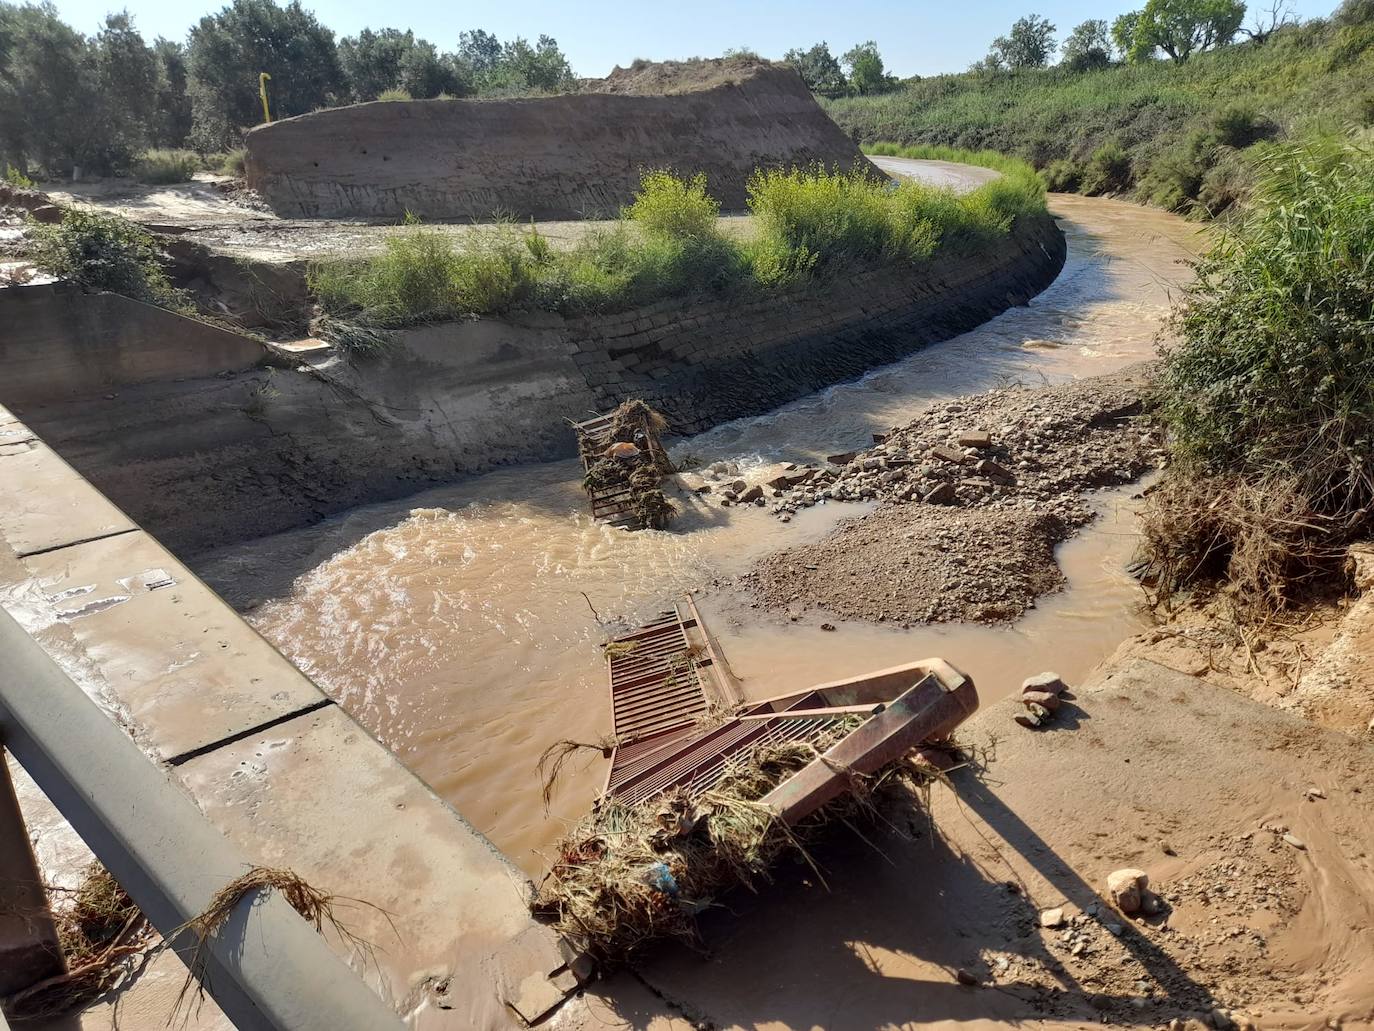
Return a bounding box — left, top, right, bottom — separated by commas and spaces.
52, 0, 1342, 78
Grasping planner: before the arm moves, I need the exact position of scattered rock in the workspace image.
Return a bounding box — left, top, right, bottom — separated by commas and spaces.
820, 622, 836, 632
1014, 710, 1045, 730
739, 485, 764, 504
929, 444, 967, 465
826, 451, 858, 466
1022, 689, 1061, 711
1107, 868, 1149, 913
923, 482, 958, 505
954, 968, 979, 986
1282, 833, 1307, 850
958, 430, 993, 449
729, 479, 747, 494
1305, 786, 1326, 800
1040, 907, 1065, 928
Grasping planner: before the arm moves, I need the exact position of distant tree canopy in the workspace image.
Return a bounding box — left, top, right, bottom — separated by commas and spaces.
782, 41, 846, 94
989, 14, 1058, 69
842, 41, 897, 95
1115, 0, 1247, 63
0, 0, 580, 172
0, 3, 190, 174
1061, 19, 1115, 69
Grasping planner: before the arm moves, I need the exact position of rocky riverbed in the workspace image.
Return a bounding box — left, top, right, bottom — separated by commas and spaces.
735, 366, 1165, 626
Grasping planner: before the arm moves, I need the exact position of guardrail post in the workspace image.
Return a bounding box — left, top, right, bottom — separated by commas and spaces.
0, 752, 65, 997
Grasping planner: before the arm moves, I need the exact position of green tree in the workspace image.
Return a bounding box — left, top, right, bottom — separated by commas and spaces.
186, 0, 344, 150
1111, 11, 1142, 55
339, 27, 411, 101
87, 12, 159, 170
0, 2, 95, 174
1061, 18, 1114, 69
841, 41, 894, 95
494, 35, 574, 92
990, 14, 1057, 68
782, 41, 846, 93
456, 28, 501, 77
152, 38, 193, 146
1117, 0, 1246, 63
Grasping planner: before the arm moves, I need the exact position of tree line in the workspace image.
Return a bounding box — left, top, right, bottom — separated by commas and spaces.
0, 0, 576, 176
783, 0, 1299, 93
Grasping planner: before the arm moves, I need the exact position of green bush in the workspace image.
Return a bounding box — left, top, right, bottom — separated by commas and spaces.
133, 148, 201, 185
217, 148, 247, 177
4, 164, 34, 188
26, 208, 184, 307
1040, 159, 1083, 192
1080, 142, 1133, 195
626, 170, 720, 239
1159, 135, 1374, 512
1210, 104, 1274, 149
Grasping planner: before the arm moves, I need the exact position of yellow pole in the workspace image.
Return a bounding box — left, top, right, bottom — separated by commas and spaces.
259, 72, 272, 123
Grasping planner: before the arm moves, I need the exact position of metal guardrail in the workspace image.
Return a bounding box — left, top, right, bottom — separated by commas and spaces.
0, 606, 407, 1031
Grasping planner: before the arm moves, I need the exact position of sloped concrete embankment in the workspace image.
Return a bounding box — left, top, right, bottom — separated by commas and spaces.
245, 65, 879, 220
0, 212, 1063, 556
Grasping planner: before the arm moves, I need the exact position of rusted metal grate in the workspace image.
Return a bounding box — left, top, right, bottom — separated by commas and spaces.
573, 413, 643, 528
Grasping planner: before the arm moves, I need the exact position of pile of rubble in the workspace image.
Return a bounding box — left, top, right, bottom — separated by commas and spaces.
709, 372, 1164, 526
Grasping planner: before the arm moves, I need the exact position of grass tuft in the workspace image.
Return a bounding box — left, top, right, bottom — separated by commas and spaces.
132, 148, 201, 185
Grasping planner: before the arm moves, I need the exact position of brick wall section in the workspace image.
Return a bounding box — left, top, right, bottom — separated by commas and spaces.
561, 213, 1065, 434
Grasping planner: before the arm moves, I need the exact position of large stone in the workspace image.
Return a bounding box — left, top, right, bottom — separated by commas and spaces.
1107, 868, 1149, 913
1022, 671, 1067, 696
1022, 689, 1061, 711
740, 485, 764, 504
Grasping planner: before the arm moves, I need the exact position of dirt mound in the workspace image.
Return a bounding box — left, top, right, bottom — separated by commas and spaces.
592, 56, 778, 95
245, 62, 877, 220
743, 368, 1164, 626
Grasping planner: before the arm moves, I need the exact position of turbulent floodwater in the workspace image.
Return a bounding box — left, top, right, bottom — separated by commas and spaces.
195, 194, 1202, 875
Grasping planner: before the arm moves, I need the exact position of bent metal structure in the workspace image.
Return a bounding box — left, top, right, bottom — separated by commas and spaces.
244, 62, 881, 220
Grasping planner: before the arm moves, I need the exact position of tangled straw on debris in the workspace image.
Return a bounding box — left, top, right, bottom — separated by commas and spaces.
1, 864, 382, 1025
578, 400, 677, 530
531, 726, 940, 968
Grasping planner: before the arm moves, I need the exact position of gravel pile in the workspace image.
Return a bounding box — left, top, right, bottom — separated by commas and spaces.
742, 367, 1166, 626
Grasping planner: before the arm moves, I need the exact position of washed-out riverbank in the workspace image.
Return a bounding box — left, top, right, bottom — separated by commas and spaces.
192, 193, 1203, 875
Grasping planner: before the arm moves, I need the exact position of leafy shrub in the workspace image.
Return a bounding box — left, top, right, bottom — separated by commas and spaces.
5, 164, 34, 188
377, 88, 412, 102
309, 224, 465, 324
1080, 142, 1133, 195
1146, 136, 1374, 603
626, 170, 720, 239
1210, 104, 1275, 149
1040, 159, 1083, 192
217, 148, 247, 177
133, 148, 201, 184
1196, 151, 1252, 215
26, 208, 184, 307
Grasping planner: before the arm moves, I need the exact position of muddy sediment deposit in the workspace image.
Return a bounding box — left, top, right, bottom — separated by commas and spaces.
246, 60, 878, 220
745, 369, 1163, 625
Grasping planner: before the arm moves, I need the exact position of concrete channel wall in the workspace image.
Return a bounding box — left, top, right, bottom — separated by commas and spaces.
245, 65, 878, 220
1, 213, 1063, 557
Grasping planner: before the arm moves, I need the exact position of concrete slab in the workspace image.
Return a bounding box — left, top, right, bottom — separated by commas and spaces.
19, 530, 326, 760
175, 704, 543, 1030
0, 438, 136, 556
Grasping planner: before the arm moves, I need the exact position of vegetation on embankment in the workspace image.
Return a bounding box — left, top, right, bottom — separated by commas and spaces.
26, 208, 189, 309
307, 162, 1046, 330
1142, 134, 1374, 610
830, 5, 1374, 217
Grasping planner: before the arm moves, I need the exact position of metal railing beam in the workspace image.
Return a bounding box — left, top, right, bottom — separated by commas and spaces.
0, 606, 406, 1031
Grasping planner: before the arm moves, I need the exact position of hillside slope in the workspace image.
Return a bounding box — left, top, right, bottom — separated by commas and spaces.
825, 12, 1374, 213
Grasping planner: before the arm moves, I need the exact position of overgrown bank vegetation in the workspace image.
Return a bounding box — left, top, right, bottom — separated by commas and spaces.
1143, 134, 1374, 609
308, 161, 1046, 329
830, 3, 1374, 217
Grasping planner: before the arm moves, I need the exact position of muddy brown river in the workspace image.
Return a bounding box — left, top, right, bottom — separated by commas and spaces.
195, 194, 1201, 875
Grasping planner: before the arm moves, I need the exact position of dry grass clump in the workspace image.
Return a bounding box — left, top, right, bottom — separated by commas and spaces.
531, 726, 936, 967
2, 864, 151, 1021
1140, 473, 1348, 616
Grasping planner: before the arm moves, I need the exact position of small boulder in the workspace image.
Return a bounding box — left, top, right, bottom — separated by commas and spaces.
929, 444, 967, 465
729, 479, 747, 494
1039, 907, 1065, 928
1022, 672, 1067, 696
826, 451, 858, 466
1107, 868, 1149, 914
958, 430, 993, 449
954, 968, 979, 986
1022, 689, 1061, 711
739, 485, 764, 504
923, 482, 958, 505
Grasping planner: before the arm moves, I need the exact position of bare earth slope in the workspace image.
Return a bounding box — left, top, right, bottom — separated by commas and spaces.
244, 62, 880, 220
